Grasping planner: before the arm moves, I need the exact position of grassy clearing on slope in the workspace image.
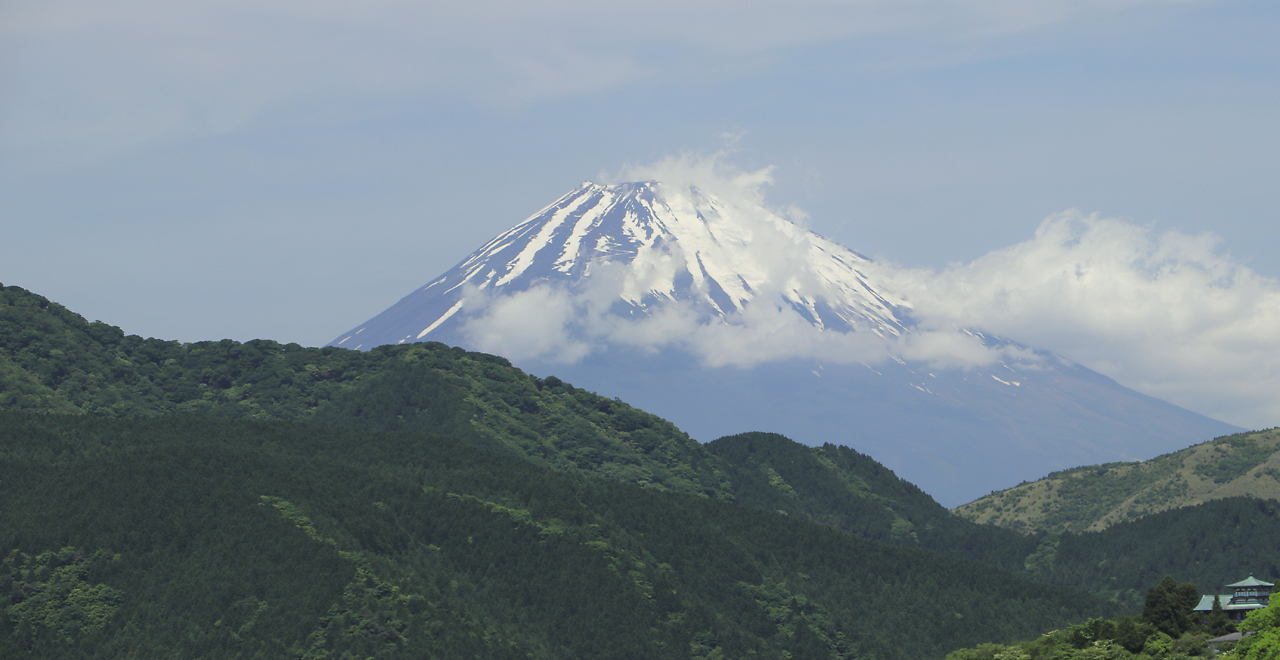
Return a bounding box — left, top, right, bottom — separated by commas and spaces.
955, 428, 1280, 533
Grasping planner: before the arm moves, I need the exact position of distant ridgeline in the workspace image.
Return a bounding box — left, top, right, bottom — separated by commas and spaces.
957, 428, 1280, 533
3, 283, 1280, 657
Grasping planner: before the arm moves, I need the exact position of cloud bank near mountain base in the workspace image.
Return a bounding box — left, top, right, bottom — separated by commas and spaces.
459, 275, 1001, 373
461, 154, 1280, 429
896, 211, 1280, 428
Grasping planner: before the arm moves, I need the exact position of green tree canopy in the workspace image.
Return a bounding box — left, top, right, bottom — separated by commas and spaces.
1140, 576, 1201, 638
1230, 597, 1280, 659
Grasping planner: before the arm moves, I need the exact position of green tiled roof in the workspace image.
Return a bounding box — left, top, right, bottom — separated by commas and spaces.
1227, 576, 1274, 588
1194, 595, 1230, 611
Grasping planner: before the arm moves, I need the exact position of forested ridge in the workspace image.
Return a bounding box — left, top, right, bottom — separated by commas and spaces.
0, 283, 1031, 564
0, 411, 1115, 659
0, 283, 731, 497
4, 282, 1280, 657
706, 432, 1280, 609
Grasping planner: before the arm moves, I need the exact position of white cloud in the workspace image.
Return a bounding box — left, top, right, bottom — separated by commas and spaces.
638, 300, 898, 369
893, 211, 1280, 428
606, 150, 776, 212
459, 284, 593, 364
898, 329, 1007, 370
461, 276, 907, 368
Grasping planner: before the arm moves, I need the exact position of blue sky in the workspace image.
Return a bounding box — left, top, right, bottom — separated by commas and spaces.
3, 0, 1278, 426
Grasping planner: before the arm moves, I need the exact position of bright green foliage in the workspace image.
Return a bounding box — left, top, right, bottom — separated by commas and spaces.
1240, 598, 1280, 635
0, 411, 1118, 659
1023, 534, 1061, 577
1225, 598, 1280, 660
2, 548, 123, 641
739, 579, 856, 658
762, 464, 799, 499
260, 497, 418, 658
945, 611, 1213, 660
944, 572, 1280, 659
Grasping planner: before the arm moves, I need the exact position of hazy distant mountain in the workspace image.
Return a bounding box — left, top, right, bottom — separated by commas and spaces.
329, 181, 1242, 506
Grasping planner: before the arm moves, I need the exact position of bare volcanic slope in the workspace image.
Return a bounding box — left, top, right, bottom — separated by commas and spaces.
329, 181, 1241, 506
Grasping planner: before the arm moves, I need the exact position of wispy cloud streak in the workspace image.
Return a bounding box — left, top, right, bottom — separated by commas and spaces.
2, 0, 1200, 161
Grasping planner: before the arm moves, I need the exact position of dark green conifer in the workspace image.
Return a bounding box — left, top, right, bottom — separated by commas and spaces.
1140, 575, 1200, 638
1205, 595, 1236, 637
1113, 616, 1153, 654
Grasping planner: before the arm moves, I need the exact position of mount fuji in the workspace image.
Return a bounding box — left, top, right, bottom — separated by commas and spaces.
330, 181, 1241, 506
332, 181, 910, 350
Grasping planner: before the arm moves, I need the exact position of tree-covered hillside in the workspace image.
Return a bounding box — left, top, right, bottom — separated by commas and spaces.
1025, 497, 1280, 607
0, 283, 732, 497
713, 431, 1280, 609
957, 428, 1280, 533
704, 432, 1037, 570
945, 575, 1279, 660
0, 283, 1003, 559
4, 282, 1279, 615
0, 411, 1116, 659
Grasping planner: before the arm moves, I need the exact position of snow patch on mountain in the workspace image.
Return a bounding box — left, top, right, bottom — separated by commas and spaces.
329, 173, 1041, 371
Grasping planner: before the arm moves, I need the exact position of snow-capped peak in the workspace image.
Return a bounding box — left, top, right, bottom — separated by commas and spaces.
331, 180, 913, 351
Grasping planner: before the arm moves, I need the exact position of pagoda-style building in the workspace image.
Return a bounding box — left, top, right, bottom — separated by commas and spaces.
1194, 576, 1274, 623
